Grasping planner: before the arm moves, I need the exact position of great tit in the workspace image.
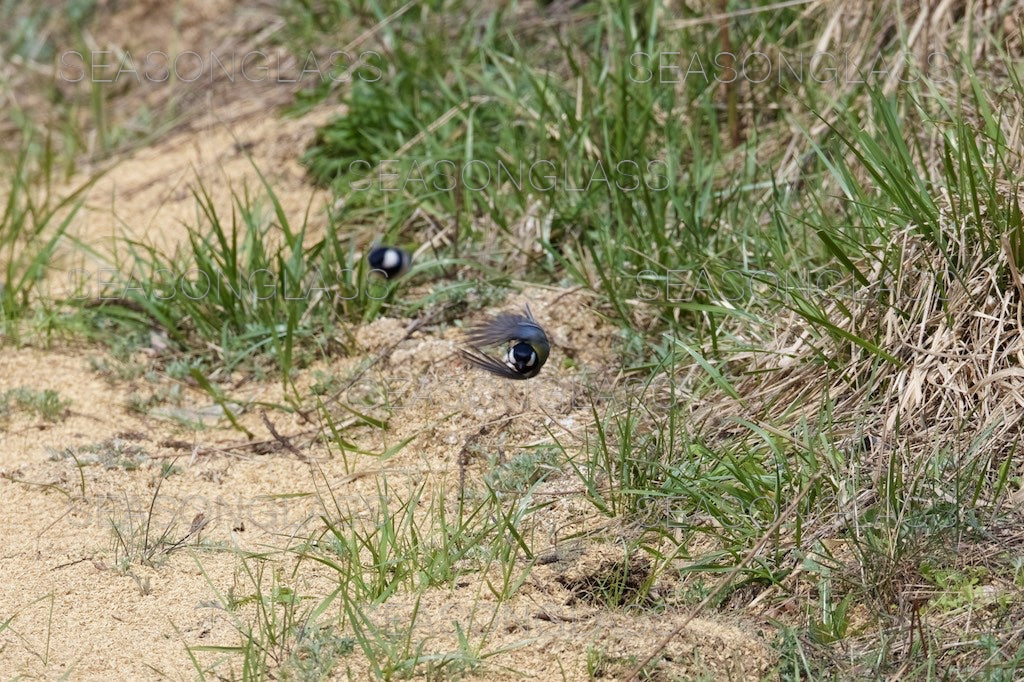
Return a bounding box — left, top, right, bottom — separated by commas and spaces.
367, 245, 412, 279
460, 304, 550, 380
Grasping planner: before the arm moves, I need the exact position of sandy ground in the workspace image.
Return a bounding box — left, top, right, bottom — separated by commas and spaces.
0, 1, 778, 678
0, 326, 776, 679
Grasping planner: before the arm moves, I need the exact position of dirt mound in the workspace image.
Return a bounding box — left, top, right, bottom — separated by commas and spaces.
0, 306, 776, 677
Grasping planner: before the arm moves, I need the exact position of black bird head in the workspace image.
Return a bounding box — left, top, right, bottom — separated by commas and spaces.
460, 304, 550, 380
367, 245, 412, 279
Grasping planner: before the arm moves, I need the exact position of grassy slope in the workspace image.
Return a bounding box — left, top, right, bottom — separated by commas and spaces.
3, 0, 1024, 678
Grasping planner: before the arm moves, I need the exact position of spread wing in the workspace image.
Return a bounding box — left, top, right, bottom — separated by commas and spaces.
465, 305, 547, 348
459, 347, 529, 380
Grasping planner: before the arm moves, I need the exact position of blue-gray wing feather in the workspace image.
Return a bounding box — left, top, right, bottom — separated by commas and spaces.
465, 306, 549, 349
458, 347, 528, 380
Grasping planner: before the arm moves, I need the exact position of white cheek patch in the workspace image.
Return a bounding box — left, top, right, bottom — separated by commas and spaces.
525, 352, 536, 367
381, 249, 401, 270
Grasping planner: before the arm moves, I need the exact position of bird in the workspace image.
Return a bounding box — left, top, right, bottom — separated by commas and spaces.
460, 304, 550, 379
367, 245, 411, 279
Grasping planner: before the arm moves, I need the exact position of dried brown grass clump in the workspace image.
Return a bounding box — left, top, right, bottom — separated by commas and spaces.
755, 0, 1024, 184
717, 216, 1024, 487
661, 217, 1024, 674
